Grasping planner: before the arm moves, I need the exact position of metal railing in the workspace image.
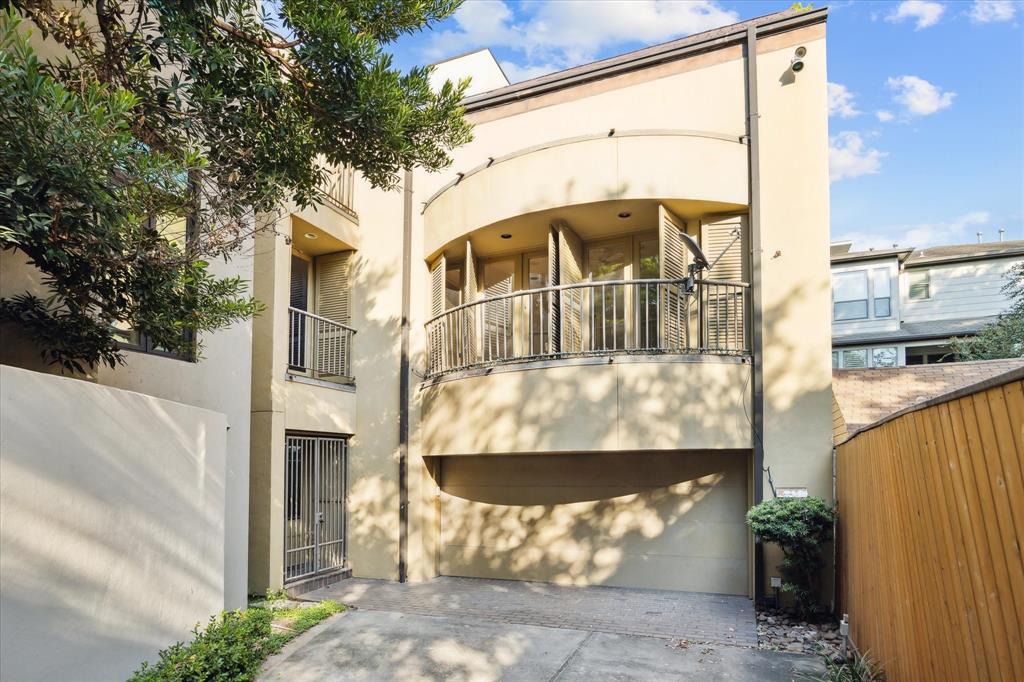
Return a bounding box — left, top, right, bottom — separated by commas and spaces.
288, 307, 356, 381
323, 165, 356, 215
425, 278, 749, 377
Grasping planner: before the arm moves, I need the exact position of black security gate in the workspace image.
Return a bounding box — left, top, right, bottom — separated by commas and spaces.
284, 434, 347, 583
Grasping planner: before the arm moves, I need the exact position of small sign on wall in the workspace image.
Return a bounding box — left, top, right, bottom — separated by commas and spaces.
777, 487, 809, 498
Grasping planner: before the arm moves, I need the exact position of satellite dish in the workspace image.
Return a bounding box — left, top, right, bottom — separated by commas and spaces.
680, 232, 710, 270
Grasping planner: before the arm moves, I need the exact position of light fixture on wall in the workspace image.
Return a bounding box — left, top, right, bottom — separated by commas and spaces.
791, 46, 807, 73
303, 232, 318, 240
617, 211, 632, 219
500, 233, 512, 239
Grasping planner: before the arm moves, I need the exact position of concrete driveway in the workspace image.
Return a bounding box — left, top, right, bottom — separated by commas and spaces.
260, 578, 824, 681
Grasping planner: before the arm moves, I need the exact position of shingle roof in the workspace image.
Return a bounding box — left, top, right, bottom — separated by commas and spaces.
832, 358, 1024, 435
830, 247, 913, 264
832, 315, 1000, 346
904, 240, 1024, 267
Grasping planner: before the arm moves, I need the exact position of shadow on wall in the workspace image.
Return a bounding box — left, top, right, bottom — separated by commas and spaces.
429, 450, 749, 594
0, 368, 227, 682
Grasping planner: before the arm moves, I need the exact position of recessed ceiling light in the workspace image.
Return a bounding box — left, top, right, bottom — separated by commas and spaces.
617, 211, 632, 219
500, 233, 512, 239
303, 232, 318, 240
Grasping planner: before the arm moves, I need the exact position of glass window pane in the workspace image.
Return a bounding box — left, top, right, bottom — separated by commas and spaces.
908, 271, 930, 300
833, 271, 868, 302
587, 242, 626, 350
637, 239, 659, 279
527, 255, 549, 355
842, 349, 868, 368
872, 269, 890, 298
832, 351, 839, 368
445, 266, 462, 309
834, 300, 868, 321
872, 347, 897, 368
874, 297, 891, 318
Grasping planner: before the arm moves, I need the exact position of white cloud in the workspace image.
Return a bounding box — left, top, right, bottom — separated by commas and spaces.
886, 1, 945, 29
968, 0, 1018, 23
876, 110, 895, 122
426, 1, 739, 82
886, 75, 956, 116
836, 212, 992, 250
829, 132, 886, 182
499, 61, 560, 83
828, 82, 861, 118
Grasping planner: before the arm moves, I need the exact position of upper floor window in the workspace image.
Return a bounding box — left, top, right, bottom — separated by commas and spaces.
872, 269, 891, 318
833, 271, 868, 321
908, 270, 930, 300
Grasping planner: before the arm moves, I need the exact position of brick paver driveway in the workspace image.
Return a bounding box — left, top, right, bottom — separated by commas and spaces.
306, 576, 757, 647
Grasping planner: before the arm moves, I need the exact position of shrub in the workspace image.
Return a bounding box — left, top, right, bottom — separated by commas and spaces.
746, 496, 836, 617
129, 610, 275, 682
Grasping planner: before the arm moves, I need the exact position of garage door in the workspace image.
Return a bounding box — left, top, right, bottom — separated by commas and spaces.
439, 450, 750, 595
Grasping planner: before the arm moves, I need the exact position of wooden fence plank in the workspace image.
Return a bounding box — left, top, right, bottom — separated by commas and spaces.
838, 378, 1023, 682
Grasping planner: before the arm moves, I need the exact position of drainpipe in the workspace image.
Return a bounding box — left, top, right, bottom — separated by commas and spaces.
398, 169, 413, 582
745, 25, 766, 603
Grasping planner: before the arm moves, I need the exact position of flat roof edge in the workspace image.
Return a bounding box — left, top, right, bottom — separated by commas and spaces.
461, 8, 828, 113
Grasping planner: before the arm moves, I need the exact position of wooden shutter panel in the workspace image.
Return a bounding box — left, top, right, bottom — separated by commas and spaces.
428, 255, 446, 374
313, 250, 352, 378
701, 216, 747, 351
463, 242, 479, 365
548, 226, 560, 352
556, 220, 584, 353
290, 256, 310, 311
658, 205, 689, 349
315, 251, 351, 324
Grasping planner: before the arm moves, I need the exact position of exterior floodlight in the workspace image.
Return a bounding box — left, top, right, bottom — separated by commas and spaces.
791, 46, 807, 73
680, 232, 710, 270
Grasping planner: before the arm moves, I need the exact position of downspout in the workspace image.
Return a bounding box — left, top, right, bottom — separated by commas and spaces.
398, 169, 412, 582
745, 25, 766, 603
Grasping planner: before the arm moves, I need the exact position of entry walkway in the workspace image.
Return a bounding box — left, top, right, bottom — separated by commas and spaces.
305, 576, 757, 647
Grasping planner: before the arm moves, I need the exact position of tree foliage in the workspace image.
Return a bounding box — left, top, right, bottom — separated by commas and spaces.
951, 262, 1024, 361
1, 0, 471, 370
746, 496, 836, 618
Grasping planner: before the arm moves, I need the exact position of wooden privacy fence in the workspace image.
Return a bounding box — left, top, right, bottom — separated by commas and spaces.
837, 368, 1023, 682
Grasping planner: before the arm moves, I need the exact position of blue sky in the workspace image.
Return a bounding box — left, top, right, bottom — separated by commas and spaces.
386, 1, 1024, 250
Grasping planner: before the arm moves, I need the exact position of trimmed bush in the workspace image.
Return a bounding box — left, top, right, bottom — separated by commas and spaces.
746, 496, 836, 617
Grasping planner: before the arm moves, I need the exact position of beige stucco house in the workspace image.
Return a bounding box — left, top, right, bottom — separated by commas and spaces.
247, 7, 834, 601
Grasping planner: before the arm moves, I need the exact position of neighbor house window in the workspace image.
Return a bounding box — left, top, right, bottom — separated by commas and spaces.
872, 347, 897, 368
833, 271, 869, 321
832, 351, 839, 368
841, 349, 868, 368
872, 269, 891, 318
908, 270, 930, 300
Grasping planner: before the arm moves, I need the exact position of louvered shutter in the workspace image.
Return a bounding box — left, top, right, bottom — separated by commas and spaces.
701, 216, 747, 352
481, 259, 514, 361
289, 256, 310, 369
463, 241, 479, 366
428, 255, 446, 374
658, 205, 690, 349
556, 220, 584, 353
314, 251, 352, 378
547, 226, 560, 353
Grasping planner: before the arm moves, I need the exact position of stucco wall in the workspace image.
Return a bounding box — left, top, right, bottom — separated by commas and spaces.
0, 365, 228, 682
0, 243, 254, 609
421, 358, 752, 455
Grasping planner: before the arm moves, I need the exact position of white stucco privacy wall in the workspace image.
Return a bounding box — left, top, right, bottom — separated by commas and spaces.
0, 365, 229, 682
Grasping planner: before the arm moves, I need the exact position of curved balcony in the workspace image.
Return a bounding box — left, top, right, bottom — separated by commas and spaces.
425, 277, 748, 378
422, 130, 748, 259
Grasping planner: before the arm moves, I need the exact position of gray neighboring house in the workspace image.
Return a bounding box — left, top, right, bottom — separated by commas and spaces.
830, 239, 1024, 368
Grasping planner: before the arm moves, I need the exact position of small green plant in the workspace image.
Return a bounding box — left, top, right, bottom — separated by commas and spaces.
129, 610, 275, 682
801, 650, 886, 682
264, 588, 289, 602
746, 496, 836, 617
130, 600, 344, 681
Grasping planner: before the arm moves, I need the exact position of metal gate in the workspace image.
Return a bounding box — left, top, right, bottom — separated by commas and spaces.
284, 434, 347, 583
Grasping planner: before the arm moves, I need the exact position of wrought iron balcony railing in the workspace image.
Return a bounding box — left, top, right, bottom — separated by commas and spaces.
288, 307, 356, 382
425, 278, 749, 378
